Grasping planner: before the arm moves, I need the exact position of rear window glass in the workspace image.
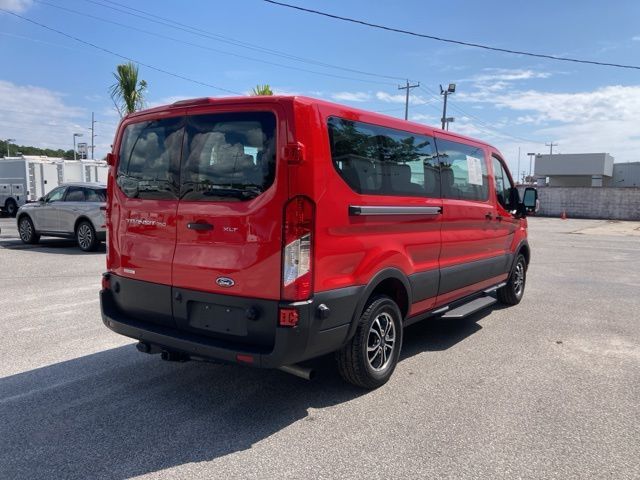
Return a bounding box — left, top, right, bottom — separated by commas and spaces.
328, 117, 439, 197
87, 188, 106, 202
116, 117, 183, 200
181, 112, 276, 202
435, 138, 489, 201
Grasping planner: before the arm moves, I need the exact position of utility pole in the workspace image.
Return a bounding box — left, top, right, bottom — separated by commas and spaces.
517, 147, 521, 184
5, 138, 15, 157
90, 112, 96, 160
398, 80, 420, 120
545, 141, 558, 157
440, 83, 456, 130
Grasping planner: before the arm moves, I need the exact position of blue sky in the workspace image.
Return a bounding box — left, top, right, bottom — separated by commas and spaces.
1, 0, 639, 174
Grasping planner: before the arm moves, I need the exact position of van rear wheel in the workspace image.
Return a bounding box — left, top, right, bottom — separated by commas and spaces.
336, 295, 403, 389
497, 254, 527, 305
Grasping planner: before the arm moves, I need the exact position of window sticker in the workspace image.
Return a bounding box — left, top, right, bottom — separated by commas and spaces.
466, 155, 483, 186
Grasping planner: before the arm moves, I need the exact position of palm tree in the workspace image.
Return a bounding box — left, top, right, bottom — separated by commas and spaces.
251, 84, 273, 96
110, 62, 147, 117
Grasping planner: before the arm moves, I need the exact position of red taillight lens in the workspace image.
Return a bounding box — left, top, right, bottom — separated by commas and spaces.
236, 354, 254, 364
101, 273, 110, 290
282, 196, 314, 301
279, 308, 299, 327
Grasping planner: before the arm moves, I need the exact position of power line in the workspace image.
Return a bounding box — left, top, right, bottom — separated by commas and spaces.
0, 9, 243, 95
73, 0, 406, 85
34, 0, 397, 87
418, 86, 543, 144
264, 0, 640, 71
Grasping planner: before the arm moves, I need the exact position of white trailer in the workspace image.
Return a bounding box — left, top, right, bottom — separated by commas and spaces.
0, 156, 107, 216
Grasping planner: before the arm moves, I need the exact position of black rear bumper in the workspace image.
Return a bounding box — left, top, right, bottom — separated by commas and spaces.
100, 278, 362, 368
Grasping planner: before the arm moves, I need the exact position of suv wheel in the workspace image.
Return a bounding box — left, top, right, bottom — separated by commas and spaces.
76, 220, 98, 252
18, 216, 40, 244
497, 254, 527, 305
5, 199, 18, 217
336, 295, 403, 389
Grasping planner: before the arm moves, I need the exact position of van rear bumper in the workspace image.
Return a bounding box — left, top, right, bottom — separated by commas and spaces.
100, 284, 361, 368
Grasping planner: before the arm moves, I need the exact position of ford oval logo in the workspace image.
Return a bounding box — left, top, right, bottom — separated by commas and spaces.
216, 277, 235, 288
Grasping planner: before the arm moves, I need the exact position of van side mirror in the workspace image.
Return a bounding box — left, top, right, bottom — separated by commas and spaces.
522, 187, 538, 213
38, 196, 45, 203
106, 153, 116, 166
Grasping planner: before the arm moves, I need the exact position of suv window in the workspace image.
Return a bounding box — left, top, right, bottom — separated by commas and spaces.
180, 112, 276, 202
85, 188, 106, 202
64, 186, 86, 202
328, 117, 439, 197
492, 155, 515, 210
46, 187, 66, 202
117, 117, 184, 199
435, 138, 489, 201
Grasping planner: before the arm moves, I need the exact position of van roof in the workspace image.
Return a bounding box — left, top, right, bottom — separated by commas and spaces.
125, 95, 497, 151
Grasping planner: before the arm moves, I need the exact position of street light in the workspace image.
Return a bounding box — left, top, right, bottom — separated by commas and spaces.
5, 138, 15, 157
443, 117, 455, 131
73, 133, 83, 161
440, 83, 456, 130
526, 152, 539, 184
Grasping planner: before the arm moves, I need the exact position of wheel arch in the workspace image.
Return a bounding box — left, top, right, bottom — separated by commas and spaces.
343, 268, 412, 344
16, 211, 33, 227
74, 216, 95, 234
516, 240, 531, 267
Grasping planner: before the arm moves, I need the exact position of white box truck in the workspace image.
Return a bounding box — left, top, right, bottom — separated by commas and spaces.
0, 156, 108, 216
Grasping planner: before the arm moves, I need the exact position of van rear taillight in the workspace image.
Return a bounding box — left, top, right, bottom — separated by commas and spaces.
282, 196, 314, 301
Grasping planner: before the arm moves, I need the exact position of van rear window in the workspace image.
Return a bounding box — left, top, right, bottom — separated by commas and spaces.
117, 117, 183, 200
181, 112, 276, 202
328, 117, 439, 197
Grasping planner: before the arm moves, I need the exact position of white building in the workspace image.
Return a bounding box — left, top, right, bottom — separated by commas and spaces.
534, 153, 614, 187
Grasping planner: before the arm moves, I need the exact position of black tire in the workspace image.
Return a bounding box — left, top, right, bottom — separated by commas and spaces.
18, 216, 40, 244
76, 220, 99, 252
5, 199, 18, 217
497, 254, 527, 305
336, 295, 403, 389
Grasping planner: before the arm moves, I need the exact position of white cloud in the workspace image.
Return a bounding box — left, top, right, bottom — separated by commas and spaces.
0, 0, 32, 12
375, 92, 406, 103
455, 85, 640, 163
331, 91, 371, 102
474, 68, 551, 83
632, 36, 640, 41
0, 80, 116, 158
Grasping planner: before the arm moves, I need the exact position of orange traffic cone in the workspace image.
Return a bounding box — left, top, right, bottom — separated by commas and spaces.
561, 210, 567, 220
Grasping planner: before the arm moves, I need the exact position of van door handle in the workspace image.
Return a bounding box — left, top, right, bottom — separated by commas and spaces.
485, 213, 493, 220
495, 215, 503, 222
187, 222, 213, 231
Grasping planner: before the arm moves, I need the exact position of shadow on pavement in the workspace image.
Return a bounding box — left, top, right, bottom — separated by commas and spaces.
0, 310, 488, 479
0, 238, 106, 255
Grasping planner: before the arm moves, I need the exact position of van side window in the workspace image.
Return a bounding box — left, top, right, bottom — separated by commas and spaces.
435, 139, 489, 201
492, 155, 515, 210
327, 117, 439, 197
181, 112, 276, 202
116, 117, 183, 200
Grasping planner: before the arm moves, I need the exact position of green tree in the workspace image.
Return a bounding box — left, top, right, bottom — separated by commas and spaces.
109, 62, 147, 117
251, 84, 274, 96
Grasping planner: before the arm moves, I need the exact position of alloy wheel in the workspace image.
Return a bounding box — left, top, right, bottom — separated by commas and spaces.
367, 312, 396, 371
77, 224, 93, 250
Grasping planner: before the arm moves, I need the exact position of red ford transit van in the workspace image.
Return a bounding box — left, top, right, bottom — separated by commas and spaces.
100, 96, 537, 388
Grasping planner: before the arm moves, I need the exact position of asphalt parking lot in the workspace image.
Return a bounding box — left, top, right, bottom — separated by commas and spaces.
0, 215, 638, 479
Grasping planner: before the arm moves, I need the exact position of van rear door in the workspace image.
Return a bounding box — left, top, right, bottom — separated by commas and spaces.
171, 108, 286, 336
110, 112, 185, 327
